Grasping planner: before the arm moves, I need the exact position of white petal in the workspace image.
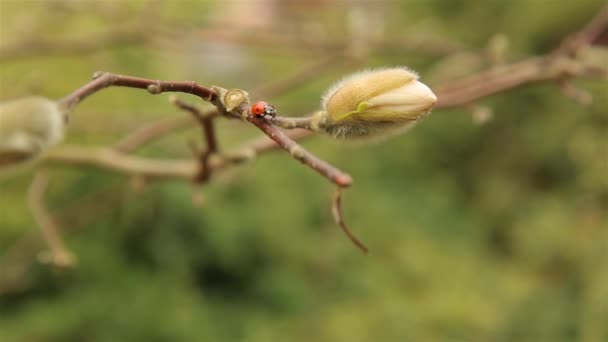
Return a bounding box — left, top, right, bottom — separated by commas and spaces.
367, 80, 437, 113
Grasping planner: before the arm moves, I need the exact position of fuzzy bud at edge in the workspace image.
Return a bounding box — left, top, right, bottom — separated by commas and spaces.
0, 96, 68, 167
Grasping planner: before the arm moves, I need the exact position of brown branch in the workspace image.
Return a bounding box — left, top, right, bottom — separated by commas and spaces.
246, 113, 352, 188
433, 47, 603, 109
434, 57, 545, 108
27, 171, 75, 268
59, 72, 218, 112
332, 188, 368, 254
57, 72, 351, 188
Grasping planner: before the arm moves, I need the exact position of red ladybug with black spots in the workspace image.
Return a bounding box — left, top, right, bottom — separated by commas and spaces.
251, 101, 276, 119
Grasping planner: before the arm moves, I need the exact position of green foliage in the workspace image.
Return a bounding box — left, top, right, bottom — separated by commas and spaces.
1, 0, 607, 341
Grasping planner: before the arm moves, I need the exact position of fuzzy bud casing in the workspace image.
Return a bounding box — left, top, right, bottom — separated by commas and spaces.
320, 67, 437, 140
0, 96, 67, 167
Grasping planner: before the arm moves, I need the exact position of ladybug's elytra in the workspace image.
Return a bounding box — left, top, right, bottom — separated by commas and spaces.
251, 101, 276, 119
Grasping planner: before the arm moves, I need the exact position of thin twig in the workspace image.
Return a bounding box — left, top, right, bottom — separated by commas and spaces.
170, 96, 219, 183
27, 171, 75, 268
332, 188, 368, 254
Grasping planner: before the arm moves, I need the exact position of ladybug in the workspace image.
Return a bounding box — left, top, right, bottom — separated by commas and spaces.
251, 101, 276, 119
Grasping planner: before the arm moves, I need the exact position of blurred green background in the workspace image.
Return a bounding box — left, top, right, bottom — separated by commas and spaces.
1, 0, 607, 341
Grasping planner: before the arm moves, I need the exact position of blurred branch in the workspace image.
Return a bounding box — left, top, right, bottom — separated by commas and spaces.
196, 28, 461, 57
332, 188, 368, 254
568, 4, 608, 48
43, 146, 198, 180
113, 115, 198, 153
170, 96, 219, 183
0, 0, 162, 62
435, 4, 608, 109
42, 129, 315, 181
0, 181, 125, 295
0, 30, 147, 62
434, 53, 601, 109
434, 57, 545, 108
27, 171, 75, 268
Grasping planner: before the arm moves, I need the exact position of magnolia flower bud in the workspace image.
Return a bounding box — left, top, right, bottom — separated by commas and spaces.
0, 96, 68, 167
318, 67, 437, 140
